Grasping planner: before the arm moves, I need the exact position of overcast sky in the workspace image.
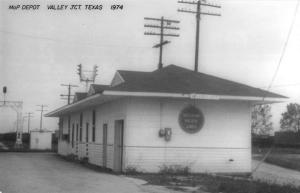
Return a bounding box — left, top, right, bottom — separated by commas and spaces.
1, 0, 300, 133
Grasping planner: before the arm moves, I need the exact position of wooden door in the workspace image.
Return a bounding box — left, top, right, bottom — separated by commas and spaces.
102, 124, 108, 167
114, 120, 124, 172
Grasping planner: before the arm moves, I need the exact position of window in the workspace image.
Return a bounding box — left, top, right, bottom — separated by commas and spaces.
58, 117, 63, 140
92, 110, 96, 142
80, 113, 83, 141
76, 124, 79, 141
67, 116, 71, 143
86, 122, 89, 142
102, 123, 108, 167
72, 124, 75, 148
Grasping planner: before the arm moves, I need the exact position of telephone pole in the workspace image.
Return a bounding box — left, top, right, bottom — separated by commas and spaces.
23, 112, 33, 133
178, 0, 221, 72
61, 84, 78, 104
37, 105, 47, 131
144, 17, 180, 69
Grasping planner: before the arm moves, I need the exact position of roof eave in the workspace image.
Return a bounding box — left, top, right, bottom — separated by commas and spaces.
45, 90, 288, 117
45, 94, 122, 117
102, 90, 287, 102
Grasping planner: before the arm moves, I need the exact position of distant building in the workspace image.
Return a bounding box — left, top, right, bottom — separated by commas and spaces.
46, 65, 286, 173
30, 130, 52, 150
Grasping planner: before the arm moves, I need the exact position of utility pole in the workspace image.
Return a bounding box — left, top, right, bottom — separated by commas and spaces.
60, 84, 78, 105
178, 0, 221, 72
23, 112, 33, 133
37, 105, 47, 131
144, 17, 180, 69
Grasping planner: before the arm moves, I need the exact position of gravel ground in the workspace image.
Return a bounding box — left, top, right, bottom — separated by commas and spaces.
4, 153, 299, 193
252, 160, 300, 187
0, 153, 163, 193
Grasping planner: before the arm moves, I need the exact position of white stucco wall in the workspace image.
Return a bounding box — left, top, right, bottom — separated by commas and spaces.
123, 98, 252, 173
57, 97, 252, 173
58, 98, 128, 170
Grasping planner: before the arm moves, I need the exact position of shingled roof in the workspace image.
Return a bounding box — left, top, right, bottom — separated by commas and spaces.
90, 84, 110, 93
46, 65, 287, 117
103, 65, 286, 99
73, 92, 87, 103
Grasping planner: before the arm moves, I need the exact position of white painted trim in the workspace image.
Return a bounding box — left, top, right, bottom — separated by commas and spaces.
46, 90, 286, 117
45, 94, 102, 117
102, 90, 286, 102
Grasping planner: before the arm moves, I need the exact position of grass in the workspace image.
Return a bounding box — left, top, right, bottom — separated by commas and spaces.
0, 140, 56, 152
58, 154, 114, 174
128, 173, 300, 193
265, 154, 300, 172
253, 147, 300, 155
253, 147, 300, 172
158, 164, 190, 175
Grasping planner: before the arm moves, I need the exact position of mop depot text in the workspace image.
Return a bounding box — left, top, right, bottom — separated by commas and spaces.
8, 4, 124, 11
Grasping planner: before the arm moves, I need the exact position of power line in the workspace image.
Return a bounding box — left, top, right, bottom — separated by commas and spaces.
23, 112, 33, 133
259, 83, 300, 89
36, 105, 47, 131
0, 29, 149, 49
178, 0, 221, 72
252, 0, 300, 177
264, 0, 300, 98
61, 84, 78, 105
144, 16, 180, 69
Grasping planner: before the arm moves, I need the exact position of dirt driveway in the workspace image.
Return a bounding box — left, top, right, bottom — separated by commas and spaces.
0, 153, 162, 193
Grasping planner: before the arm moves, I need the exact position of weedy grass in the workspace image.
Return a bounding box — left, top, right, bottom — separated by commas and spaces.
253, 147, 300, 172
264, 154, 300, 172
158, 164, 190, 175
128, 173, 300, 193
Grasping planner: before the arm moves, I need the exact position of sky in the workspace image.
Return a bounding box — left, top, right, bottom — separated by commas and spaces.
1, 0, 300, 133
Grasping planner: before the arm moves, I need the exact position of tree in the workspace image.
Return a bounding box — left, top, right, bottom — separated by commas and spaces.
251, 104, 273, 136
280, 103, 300, 132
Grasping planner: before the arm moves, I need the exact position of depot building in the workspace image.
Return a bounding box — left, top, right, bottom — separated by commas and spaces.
46, 65, 286, 173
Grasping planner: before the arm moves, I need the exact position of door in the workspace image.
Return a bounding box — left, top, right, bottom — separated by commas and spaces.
71, 124, 74, 148
114, 120, 124, 172
86, 123, 89, 142
102, 124, 108, 167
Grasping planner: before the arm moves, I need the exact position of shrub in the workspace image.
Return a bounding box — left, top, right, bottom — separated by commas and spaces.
159, 164, 190, 175
66, 154, 78, 161
125, 166, 141, 174
80, 157, 89, 164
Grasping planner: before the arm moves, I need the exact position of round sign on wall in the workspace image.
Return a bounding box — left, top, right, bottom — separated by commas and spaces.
178, 105, 204, 134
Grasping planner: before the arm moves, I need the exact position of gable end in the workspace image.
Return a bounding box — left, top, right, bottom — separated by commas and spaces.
111, 71, 125, 87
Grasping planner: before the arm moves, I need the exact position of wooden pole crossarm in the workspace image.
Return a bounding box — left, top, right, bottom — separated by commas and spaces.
201, 12, 221, 16
144, 17, 180, 23
153, 41, 171, 48
201, 3, 221, 8
178, 0, 221, 8
144, 25, 180, 30
178, 9, 221, 16
144, 32, 180, 37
